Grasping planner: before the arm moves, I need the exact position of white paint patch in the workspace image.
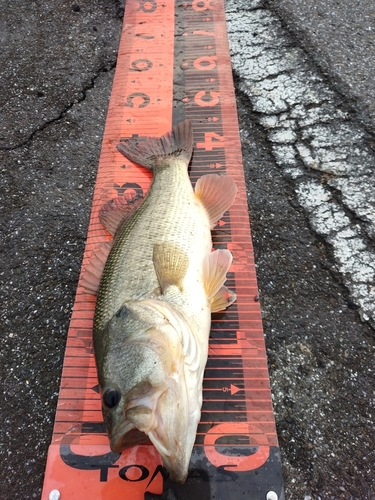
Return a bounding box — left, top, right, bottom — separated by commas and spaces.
328, 177, 375, 236
226, 1, 375, 326
272, 144, 297, 167
296, 181, 332, 210
295, 143, 320, 170
283, 166, 305, 179
311, 204, 351, 237
269, 129, 297, 144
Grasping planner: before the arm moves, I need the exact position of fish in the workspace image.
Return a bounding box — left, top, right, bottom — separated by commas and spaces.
83, 120, 237, 483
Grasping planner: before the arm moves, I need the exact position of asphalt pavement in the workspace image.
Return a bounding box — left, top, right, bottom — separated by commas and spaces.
1, 1, 374, 499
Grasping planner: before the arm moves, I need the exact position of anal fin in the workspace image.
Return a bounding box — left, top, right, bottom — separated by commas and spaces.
203, 249, 236, 312
210, 286, 237, 313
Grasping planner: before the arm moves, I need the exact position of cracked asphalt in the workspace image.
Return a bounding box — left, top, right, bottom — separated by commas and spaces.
1, 1, 374, 499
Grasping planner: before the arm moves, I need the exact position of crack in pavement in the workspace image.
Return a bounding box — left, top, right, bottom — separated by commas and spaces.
226, 0, 375, 328
0, 60, 116, 152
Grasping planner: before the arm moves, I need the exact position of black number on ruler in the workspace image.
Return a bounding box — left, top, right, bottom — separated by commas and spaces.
113, 182, 144, 198
196, 132, 224, 151
192, 0, 213, 10
137, 0, 157, 13
60, 439, 120, 482
124, 92, 151, 108
130, 59, 153, 72
59, 424, 168, 488
195, 90, 219, 107
194, 55, 217, 70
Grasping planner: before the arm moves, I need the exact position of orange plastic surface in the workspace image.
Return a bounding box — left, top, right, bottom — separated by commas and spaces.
41, 1, 280, 498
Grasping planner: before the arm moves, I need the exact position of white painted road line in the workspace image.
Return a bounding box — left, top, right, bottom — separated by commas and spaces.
226, 1, 375, 327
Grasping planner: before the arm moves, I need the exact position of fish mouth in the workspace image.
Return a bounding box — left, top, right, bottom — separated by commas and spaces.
110, 422, 151, 453
110, 417, 172, 458
109, 418, 189, 483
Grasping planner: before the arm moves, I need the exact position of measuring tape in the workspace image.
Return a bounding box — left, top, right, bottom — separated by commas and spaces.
41, 1, 284, 499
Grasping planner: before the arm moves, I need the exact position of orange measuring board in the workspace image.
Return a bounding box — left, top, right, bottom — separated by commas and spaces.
41, 1, 284, 499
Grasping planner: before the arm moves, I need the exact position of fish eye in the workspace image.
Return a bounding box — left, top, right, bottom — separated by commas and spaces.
103, 388, 121, 409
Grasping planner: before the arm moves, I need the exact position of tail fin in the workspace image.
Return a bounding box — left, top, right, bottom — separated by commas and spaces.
117, 120, 193, 170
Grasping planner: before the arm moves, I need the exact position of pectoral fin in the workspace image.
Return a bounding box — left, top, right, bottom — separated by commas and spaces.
203, 249, 237, 311
195, 174, 237, 228
153, 242, 189, 293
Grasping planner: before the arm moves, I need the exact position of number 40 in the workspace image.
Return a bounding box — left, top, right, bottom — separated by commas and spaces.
196, 132, 224, 151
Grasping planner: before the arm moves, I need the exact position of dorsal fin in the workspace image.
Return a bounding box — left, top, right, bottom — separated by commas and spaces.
195, 174, 237, 228
99, 195, 144, 236
80, 240, 113, 295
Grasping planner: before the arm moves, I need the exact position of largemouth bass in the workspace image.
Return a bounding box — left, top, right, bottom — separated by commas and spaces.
84, 120, 237, 482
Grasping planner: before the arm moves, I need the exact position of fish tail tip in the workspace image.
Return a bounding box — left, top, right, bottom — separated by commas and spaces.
117, 120, 193, 170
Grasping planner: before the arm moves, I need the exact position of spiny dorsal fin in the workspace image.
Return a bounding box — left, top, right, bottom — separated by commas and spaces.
195, 174, 237, 228
80, 240, 114, 295
117, 120, 193, 170
99, 195, 144, 236
153, 242, 189, 293
203, 249, 236, 311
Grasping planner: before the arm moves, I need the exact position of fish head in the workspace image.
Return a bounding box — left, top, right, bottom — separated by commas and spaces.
98, 300, 202, 483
